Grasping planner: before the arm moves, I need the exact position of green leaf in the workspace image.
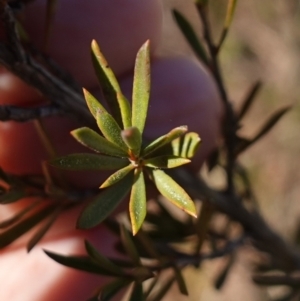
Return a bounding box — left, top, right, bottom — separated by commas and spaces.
77, 172, 134, 229
129, 282, 144, 301
117, 92, 132, 129
71, 127, 128, 157
238, 81, 262, 120
0, 200, 40, 228
236, 106, 291, 155
44, 251, 116, 276
150, 170, 197, 218
100, 164, 134, 188
207, 148, 219, 171
27, 206, 62, 252
170, 132, 201, 159
121, 127, 142, 157
194, 201, 215, 254
50, 153, 128, 170
142, 126, 188, 157
224, 0, 238, 31
144, 156, 190, 169
135, 230, 161, 259
98, 278, 131, 301
120, 224, 141, 266
0, 204, 57, 249
85, 240, 125, 276
194, 0, 208, 5
149, 275, 176, 301
83, 88, 106, 120
91, 40, 131, 128
143, 275, 159, 299
214, 255, 235, 290
96, 108, 128, 151
173, 265, 189, 296
132, 40, 150, 135
173, 10, 209, 65
218, 0, 238, 49
130, 169, 146, 235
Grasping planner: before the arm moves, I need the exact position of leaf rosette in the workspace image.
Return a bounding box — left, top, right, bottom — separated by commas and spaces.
50, 39, 201, 235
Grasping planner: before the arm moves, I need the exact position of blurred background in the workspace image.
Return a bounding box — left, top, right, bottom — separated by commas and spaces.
157, 0, 300, 300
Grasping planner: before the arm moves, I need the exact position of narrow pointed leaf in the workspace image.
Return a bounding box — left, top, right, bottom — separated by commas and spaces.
238, 81, 262, 120
144, 275, 159, 299
195, 0, 208, 5
85, 241, 125, 275
120, 224, 141, 266
117, 92, 132, 129
173, 265, 189, 296
50, 153, 128, 171
130, 169, 146, 235
83, 88, 106, 120
121, 127, 142, 157
44, 251, 117, 276
0, 167, 9, 183
207, 148, 219, 171
143, 126, 188, 157
0, 204, 57, 249
130, 282, 144, 301
144, 156, 190, 169
91, 40, 131, 127
218, 0, 238, 49
98, 278, 131, 301
252, 274, 300, 287
0, 200, 40, 228
215, 254, 235, 289
236, 106, 291, 155
15, 21, 30, 42
0, 189, 25, 204
100, 164, 134, 188
27, 206, 62, 252
171, 132, 201, 158
77, 172, 134, 229
132, 40, 150, 135
136, 230, 161, 259
96, 108, 128, 150
173, 10, 209, 65
195, 201, 215, 254
149, 275, 176, 301
150, 170, 197, 218
71, 127, 128, 157
44, 0, 58, 49
147, 132, 201, 159
224, 0, 238, 30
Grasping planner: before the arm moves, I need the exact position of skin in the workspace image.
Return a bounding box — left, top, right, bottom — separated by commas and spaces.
0, 0, 222, 300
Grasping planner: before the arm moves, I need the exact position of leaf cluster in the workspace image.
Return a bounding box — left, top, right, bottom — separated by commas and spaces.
50, 40, 200, 235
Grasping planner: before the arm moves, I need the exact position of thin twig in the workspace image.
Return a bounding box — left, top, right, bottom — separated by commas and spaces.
0, 104, 63, 121
0, 3, 94, 126
172, 168, 300, 272
197, 5, 238, 194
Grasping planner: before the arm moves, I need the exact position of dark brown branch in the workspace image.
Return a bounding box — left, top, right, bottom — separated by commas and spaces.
0, 104, 63, 121
253, 274, 300, 288
172, 168, 300, 272
197, 5, 238, 194
0, 3, 94, 126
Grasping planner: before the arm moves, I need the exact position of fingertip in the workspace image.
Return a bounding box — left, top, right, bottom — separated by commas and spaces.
24, 0, 163, 87
0, 67, 43, 106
